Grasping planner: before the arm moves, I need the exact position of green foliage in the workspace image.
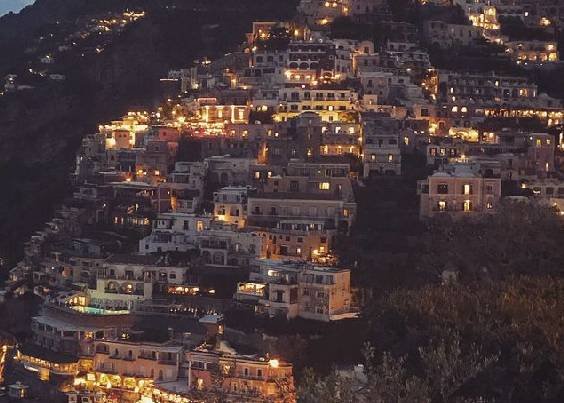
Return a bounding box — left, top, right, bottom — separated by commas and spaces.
300, 276, 563, 402
329, 17, 372, 41
417, 200, 564, 280
364, 276, 564, 401
499, 16, 553, 41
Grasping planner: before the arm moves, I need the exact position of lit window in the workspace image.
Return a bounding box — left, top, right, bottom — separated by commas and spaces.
438, 201, 446, 211
463, 184, 472, 195
463, 200, 472, 212
388, 154, 393, 162
319, 182, 330, 190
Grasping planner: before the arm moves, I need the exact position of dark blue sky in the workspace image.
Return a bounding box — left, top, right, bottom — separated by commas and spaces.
0, 0, 34, 16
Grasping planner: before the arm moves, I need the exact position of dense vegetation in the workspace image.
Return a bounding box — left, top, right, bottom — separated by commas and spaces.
298, 201, 564, 402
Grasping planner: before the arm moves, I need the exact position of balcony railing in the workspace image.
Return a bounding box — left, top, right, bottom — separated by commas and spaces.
158, 359, 177, 365
104, 288, 144, 296
99, 274, 147, 281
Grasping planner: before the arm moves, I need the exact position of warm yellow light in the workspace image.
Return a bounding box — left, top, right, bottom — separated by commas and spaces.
269, 359, 279, 368
540, 17, 551, 26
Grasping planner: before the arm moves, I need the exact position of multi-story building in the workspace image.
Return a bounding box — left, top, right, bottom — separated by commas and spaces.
187, 345, 295, 402
108, 181, 170, 231
423, 21, 482, 48
36, 244, 108, 289
524, 133, 556, 177
139, 212, 212, 254
436, 71, 539, 105
213, 187, 252, 228
91, 254, 188, 309
205, 156, 257, 186
505, 40, 559, 64
190, 97, 251, 127
263, 162, 355, 197
362, 113, 402, 176
98, 113, 150, 150
424, 140, 464, 167
297, 0, 348, 28
348, 0, 389, 21
198, 226, 264, 268
135, 140, 177, 184
418, 163, 502, 219
521, 178, 564, 200
168, 161, 207, 213
359, 71, 393, 100
520, 0, 564, 29
250, 159, 356, 261
276, 87, 358, 122
383, 41, 431, 76
320, 122, 362, 156
247, 190, 356, 235
31, 294, 134, 356
93, 337, 183, 382
235, 259, 356, 321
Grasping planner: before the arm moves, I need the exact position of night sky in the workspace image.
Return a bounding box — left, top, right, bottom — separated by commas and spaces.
0, 0, 34, 16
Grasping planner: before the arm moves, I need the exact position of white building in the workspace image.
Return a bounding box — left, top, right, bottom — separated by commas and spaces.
139, 213, 213, 254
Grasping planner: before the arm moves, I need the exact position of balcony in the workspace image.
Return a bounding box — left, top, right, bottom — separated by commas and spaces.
431, 205, 483, 213
95, 349, 109, 355
200, 241, 229, 250
99, 273, 148, 282
236, 282, 266, 297
96, 365, 117, 374
104, 288, 144, 296
234, 373, 266, 381
158, 359, 178, 366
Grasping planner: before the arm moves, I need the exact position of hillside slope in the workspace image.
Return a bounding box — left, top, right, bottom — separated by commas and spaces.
0, 0, 298, 269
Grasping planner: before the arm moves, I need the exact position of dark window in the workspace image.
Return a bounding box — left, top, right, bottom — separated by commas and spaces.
437, 184, 449, 194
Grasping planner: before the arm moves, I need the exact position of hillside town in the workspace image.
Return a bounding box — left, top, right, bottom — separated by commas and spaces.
1, 0, 563, 402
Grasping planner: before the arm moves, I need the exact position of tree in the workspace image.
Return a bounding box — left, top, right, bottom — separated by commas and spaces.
416, 200, 564, 281
419, 333, 498, 402
363, 346, 430, 403
364, 276, 564, 401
